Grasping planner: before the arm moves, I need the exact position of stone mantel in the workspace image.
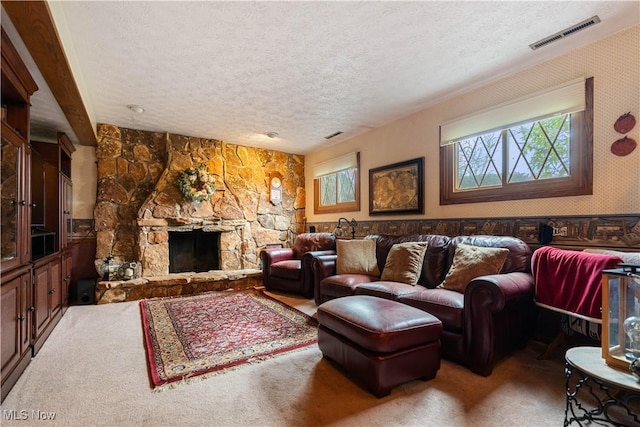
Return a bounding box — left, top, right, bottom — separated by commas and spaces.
137, 218, 246, 233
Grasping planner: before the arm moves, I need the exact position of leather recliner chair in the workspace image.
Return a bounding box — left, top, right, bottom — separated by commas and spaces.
260, 232, 336, 298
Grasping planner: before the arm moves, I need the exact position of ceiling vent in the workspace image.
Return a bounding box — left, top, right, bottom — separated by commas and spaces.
529, 15, 601, 50
324, 131, 344, 140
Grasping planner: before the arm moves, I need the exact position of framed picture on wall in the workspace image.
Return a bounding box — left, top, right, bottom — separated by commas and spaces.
369, 157, 424, 215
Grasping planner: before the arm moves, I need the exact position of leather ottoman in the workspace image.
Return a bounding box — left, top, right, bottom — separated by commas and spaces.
317, 295, 442, 397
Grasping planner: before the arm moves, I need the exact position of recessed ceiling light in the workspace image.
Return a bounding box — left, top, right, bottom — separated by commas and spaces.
127, 104, 145, 114
266, 132, 279, 139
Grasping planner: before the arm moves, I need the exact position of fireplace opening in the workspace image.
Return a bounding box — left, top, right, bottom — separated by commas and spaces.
168, 230, 220, 273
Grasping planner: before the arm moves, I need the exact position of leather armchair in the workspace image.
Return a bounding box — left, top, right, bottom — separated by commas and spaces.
261, 232, 336, 298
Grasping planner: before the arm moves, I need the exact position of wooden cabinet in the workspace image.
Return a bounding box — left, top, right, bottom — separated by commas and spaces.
1, 26, 38, 401
32, 255, 62, 355
1, 128, 28, 272
1, 27, 37, 274
1, 26, 73, 401
31, 133, 74, 256
0, 267, 31, 402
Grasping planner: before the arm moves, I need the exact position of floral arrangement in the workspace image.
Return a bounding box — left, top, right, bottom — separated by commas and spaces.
174, 167, 216, 202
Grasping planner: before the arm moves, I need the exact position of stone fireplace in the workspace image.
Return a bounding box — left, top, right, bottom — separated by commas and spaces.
93, 124, 306, 302
168, 229, 220, 273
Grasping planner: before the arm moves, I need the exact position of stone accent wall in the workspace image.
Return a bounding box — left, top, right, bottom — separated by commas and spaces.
94, 124, 305, 277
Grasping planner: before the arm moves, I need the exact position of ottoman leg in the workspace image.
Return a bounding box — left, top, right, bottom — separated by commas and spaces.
318, 325, 440, 398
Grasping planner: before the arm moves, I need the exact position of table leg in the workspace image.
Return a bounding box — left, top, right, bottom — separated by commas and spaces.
565, 360, 640, 426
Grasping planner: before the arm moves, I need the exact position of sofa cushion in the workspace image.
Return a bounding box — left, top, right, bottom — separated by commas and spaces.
438, 243, 509, 293
355, 282, 426, 300
399, 288, 464, 331
320, 274, 378, 300
380, 242, 428, 285
336, 239, 380, 275
270, 260, 301, 280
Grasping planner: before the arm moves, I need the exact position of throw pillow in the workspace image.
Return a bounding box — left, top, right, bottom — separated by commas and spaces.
336, 239, 380, 276
438, 243, 509, 293
380, 242, 428, 285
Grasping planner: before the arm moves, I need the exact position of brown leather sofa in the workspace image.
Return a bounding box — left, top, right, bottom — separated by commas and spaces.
260, 232, 336, 298
312, 234, 535, 376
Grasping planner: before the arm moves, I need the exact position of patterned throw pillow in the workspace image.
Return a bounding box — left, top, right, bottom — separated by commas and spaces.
380, 242, 428, 285
438, 243, 509, 293
336, 239, 380, 276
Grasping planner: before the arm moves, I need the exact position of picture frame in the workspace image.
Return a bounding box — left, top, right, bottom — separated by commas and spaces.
369, 157, 424, 215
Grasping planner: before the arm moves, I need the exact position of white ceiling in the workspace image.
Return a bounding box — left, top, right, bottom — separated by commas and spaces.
5, 1, 640, 154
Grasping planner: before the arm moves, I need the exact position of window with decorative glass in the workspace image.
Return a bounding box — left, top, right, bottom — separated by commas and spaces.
313, 152, 360, 214
440, 78, 593, 204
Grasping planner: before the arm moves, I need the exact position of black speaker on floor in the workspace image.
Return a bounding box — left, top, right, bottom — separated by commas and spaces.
72, 279, 95, 305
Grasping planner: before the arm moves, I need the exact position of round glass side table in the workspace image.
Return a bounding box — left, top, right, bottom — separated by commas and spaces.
564, 346, 640, 426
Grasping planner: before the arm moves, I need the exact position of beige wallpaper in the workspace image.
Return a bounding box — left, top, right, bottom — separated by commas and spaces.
306, 24, 640, 223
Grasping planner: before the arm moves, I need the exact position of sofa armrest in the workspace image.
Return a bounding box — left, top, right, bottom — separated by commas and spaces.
299, 250, 337, 299
260, 248, 295, 286
261, 248, 295, 266
463, 272, 535, 376
312, 254, 338, 305
300, 249, 337, 272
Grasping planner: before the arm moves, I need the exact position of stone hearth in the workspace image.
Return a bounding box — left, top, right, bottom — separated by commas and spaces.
95, 269, 263, 304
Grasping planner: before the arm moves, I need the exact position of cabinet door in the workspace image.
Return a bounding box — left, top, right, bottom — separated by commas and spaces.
1, 275, 21, 382
49, 258, 62, 318
20, 143, 31, 263
1, 133, 21, 272
19, 272, 31, 353
1, 271, 29, 384
60, 176, 72, 250
33, 263, 50, 339
62, 251, 72, 312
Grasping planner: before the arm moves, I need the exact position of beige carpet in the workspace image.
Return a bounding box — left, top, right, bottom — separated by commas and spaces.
0, 290, 567, 426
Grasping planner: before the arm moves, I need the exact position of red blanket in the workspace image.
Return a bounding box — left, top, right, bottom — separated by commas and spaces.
531, 246, 622, 320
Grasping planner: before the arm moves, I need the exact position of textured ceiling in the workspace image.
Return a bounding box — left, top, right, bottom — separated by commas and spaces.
5, 1, 640, 154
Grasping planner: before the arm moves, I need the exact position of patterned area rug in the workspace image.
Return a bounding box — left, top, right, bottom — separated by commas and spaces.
140, 289, 318, 390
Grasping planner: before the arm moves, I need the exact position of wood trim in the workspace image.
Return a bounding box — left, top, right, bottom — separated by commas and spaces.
57, 132, 76, 155
2, 1, 97, 146
1, 28, 38, 98
440, 77, 594, 205
313, 152, 361, 214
